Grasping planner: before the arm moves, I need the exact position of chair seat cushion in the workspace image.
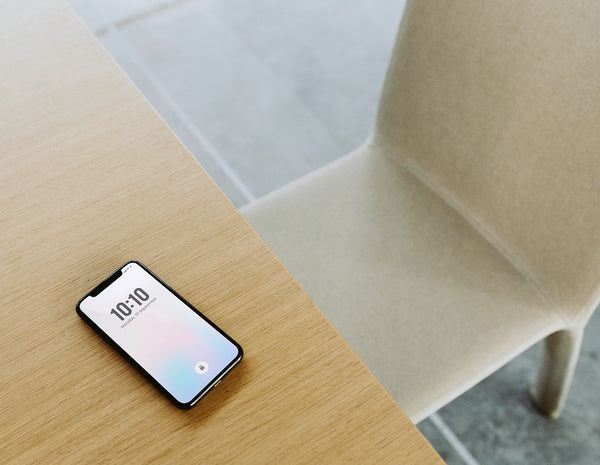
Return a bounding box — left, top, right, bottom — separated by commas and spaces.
241, 144, 563, 422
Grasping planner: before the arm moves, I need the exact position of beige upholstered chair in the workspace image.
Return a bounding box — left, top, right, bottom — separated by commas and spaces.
241, 1, 600, 422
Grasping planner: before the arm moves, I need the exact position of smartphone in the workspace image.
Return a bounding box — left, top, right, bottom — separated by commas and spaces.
76, 261, 243, 409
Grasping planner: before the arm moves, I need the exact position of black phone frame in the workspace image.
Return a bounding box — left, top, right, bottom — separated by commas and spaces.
76, 260, 243, 409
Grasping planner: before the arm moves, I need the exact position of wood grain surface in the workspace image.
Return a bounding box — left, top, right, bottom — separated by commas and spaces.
0, 1, 443, 463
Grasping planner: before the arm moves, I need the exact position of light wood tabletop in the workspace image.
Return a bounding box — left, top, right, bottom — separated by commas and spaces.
0, 1, 444, 463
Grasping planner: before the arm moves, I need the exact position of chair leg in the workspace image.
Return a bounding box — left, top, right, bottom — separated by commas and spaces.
531, 327, 584, 418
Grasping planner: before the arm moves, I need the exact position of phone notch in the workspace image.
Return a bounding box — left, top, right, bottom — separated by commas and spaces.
89, 269, 122, 297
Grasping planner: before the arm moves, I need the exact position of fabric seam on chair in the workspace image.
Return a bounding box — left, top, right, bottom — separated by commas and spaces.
369, 139, 569, 325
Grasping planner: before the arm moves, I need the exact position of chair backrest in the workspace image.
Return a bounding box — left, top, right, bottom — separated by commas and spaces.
373, 0, 600, 322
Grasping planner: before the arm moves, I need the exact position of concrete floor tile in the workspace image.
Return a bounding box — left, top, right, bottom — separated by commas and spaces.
98, 32, 249, 207
417, 418, 467, 465
117, 0, 344, 198
219, 0, 406, 152
70, 0, 405, 198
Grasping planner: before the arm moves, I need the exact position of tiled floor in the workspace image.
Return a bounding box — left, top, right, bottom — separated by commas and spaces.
66, 1, 600, 463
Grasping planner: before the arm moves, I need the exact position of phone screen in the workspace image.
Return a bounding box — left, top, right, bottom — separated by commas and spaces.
77, 261, 242, 408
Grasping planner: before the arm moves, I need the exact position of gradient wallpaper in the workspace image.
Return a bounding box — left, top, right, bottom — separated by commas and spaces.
79, 262, 240, 404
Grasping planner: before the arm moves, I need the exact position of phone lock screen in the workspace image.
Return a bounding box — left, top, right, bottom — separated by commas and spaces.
77, 261, 242, 408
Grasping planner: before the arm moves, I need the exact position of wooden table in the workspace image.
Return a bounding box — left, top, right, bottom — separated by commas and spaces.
0, 1, 444, 463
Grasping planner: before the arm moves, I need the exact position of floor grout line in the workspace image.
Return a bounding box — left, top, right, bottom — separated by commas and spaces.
429, 413, 482, 465
90, 0, 194, 35
102, 22, 256, 204
112, 0, 194, 31
87, 0, 193, 36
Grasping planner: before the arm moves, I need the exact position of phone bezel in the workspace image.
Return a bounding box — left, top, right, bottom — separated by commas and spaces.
76, 260, 243, 409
